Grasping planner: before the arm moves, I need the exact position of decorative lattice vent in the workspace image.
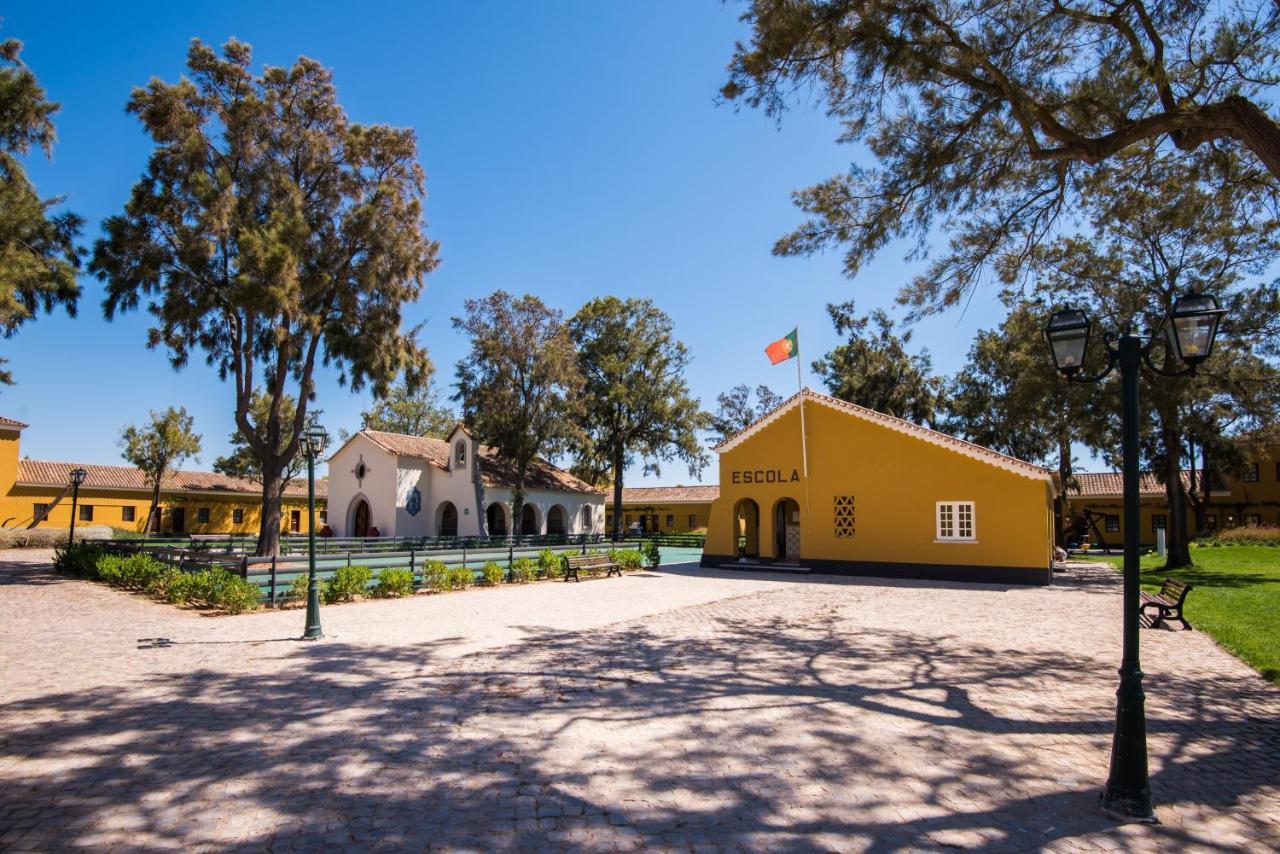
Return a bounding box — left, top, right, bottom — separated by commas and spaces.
834, 495, 856, 538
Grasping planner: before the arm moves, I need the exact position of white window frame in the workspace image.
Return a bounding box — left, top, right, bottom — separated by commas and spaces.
935, 501, 977, 543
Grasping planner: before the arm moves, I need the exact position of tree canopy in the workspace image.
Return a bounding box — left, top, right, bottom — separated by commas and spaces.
357, 374, 455, 438
0, 36, 82, 384
120, 407, 201, 533
213, 391, 316, 500
453, 291, 583, 535
708, 384, 782, 446
91, 39, 437, 555
723, 0, 1280, 318
812, 301, 942, 425
570, 296, 708, 538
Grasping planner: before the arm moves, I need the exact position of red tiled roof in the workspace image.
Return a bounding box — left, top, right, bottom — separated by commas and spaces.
0, 416, 29, 430
716, 389, 1055, 481
15, 459, 326, 499
620, 485, 720, 504
1069, 470, 1227, 498
355, 430, 603, 495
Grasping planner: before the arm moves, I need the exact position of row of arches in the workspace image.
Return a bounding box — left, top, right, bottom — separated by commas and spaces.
733, 497, 802, 563
346, 495, 572, 537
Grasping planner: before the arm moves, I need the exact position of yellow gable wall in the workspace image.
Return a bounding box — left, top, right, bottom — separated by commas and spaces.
703, 401, 1055, 581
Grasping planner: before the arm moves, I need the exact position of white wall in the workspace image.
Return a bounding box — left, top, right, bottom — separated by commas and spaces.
479, 488, 606, 536
326, 434, 398, 537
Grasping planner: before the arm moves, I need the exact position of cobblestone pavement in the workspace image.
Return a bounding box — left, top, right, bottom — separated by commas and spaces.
1, 553, 1277, 852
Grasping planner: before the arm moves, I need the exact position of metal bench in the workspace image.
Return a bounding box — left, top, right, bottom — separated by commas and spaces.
1139, 578, 1193, 631
564, 553, 621, 582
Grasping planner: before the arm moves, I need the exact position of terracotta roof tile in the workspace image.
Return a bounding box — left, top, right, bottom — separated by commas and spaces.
1069, 470, 1227, 497
0, 415, 29, 429
356, 429, 603, 495
620, 485, 720, 504
15, 459, 325, 499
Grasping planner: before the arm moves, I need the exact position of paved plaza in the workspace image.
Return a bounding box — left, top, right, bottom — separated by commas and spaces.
1, 551, 1278, 852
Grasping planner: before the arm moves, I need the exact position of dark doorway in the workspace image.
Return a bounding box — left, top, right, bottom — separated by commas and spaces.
732, 499, 759, 559
487, 503, 507, 536
521, 504, 538, 536
438, 502, 458, 537
170, 507, 185, 534
352, 499, 371, 538
547, 505, 566, 536
773, 498, 800, 564
290, 510, 301, 533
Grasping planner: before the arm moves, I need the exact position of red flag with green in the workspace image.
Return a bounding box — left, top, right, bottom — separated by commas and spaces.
765, 328, 798, 365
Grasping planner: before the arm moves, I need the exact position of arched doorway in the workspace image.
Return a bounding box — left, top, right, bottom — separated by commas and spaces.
773, 498, 801, 564
349, 497, 371, 538
520, 504, 539, 536
547, 505, 566, 537
733, 499, 760, 560
486, 502, 507, 536
436, 501, 458, 538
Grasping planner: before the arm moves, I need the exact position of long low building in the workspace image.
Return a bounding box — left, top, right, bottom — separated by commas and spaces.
326, 424, 605, 538
0, 417, 326, 535
611, 485, 720, 534
701, 389, 1059, 585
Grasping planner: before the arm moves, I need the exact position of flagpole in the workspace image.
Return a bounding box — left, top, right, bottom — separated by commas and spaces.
796, 327, 812, 563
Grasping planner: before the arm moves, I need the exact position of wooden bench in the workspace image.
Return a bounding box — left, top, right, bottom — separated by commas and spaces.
564, 553, 621, 582
1139, 578, 1193, 631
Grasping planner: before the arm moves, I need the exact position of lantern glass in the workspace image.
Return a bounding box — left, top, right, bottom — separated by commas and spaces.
1169, 293, 1223, 365
1045, 309, 1092, 375
303, 424, 329, 457
69, 467, 87, 486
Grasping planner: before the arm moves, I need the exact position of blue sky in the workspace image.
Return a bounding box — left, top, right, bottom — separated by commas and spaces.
7, 1, 1016, 484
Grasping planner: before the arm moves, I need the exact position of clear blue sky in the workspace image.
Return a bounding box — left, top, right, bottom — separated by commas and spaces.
7, 1, 1017, 484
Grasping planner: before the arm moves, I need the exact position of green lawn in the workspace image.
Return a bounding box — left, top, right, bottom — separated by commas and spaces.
1093, 546, 1280, 685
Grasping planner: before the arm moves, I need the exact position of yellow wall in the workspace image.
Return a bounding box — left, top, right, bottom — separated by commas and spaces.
1069, 448, 1280, 545
609, 502, 711, 533
0, 427, 325, 535
703, 401, 1054, 581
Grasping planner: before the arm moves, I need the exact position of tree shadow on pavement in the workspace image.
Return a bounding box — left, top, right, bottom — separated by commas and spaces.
1, 595, 1277, 852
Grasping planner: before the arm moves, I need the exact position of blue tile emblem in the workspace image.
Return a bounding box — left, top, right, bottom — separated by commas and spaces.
405, 486, 422, 517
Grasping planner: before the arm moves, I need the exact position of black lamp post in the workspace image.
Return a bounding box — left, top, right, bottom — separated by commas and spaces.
1045, 293, 1224, 823
300, 422, 330, 640
67, 467, 87, 547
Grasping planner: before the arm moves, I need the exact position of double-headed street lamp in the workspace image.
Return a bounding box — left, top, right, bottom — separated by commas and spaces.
67, 467, 88, 547
301, 422, 330, 641
1045, 293, 1224, 823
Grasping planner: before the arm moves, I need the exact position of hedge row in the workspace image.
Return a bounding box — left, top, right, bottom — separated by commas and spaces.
1195, 525, 1280, 547
54, 544, 260, 614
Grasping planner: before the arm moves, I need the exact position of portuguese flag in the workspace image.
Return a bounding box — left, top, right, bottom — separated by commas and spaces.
765, 328, 798, 365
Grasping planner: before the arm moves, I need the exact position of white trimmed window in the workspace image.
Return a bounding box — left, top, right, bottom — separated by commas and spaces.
936, 501, 976, 541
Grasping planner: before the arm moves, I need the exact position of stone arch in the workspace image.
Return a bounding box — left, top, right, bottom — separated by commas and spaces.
347, 494, 372, 538
436, 501, 458, 538
520, 503, 540, 537
733, 498, 760, 559
486, 502, 508, 537
546, 504, 567, 537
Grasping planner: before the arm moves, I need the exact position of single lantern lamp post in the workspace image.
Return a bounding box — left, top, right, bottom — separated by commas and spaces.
300, 422, 330, 640
1045, 293, 1224, 823
67, 467, 88, 548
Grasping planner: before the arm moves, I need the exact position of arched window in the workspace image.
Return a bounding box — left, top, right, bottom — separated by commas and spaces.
455, 440, 467, 468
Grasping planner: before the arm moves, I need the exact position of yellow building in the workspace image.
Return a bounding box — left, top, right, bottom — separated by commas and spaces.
1067, 448, 1280, 546
611, 485, 719, 534
701, 390, 1058, 585
0, 416, 326, 535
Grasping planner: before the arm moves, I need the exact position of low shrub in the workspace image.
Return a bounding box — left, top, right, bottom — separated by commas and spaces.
1199, 525, 1280, 547
612, 549, 644, 571
510, 557, 537, 583
83, 550, 260, 613
481, 561, 505, 586
288, 573, 312, 602
641, 540, 660, 569
115, 554, 169, 591
53, 543, 106, 576
324, 564, 373, 604
164, 570, 199, 605
374, 568, 415, 598
209, 571, 261, 614
449, 566, 474, 590
423, 559, 451, 592
538, 548, 564, 579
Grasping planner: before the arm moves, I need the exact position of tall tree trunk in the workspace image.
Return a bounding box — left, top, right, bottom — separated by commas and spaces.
1055, 431, 1073, 547
511, 468, 526, 542
256, 463, 286, 557
147, 478, 163, 534
1158, 415, 1192, 569
611, 446, 625, 542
